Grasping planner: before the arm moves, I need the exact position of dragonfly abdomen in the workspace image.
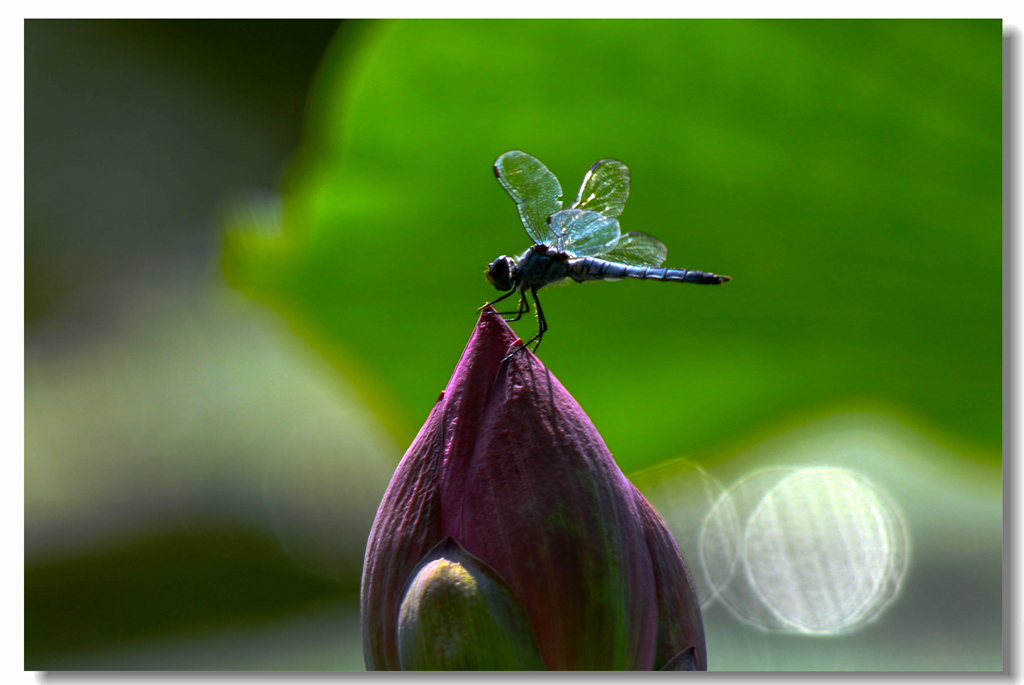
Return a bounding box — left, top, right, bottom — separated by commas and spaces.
568, 258, 729, 285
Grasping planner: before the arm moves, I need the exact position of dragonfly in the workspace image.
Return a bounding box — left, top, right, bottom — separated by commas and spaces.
485, 150, 730, 357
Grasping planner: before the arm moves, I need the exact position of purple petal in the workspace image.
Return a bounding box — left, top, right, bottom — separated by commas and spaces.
361, 307, 519, 669
438, 308, 658, 669
362, 307, 691, 670
632, 484, 708, 670
360, 393, 445, 670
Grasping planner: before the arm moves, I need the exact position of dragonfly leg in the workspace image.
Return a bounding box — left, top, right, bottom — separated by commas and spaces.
485, 289, 530, 323
522, 287, 547, 354
488, 289, 529, 322
501, 294, 530, 322
481, 288, 517, 311
500, 289, 541, 362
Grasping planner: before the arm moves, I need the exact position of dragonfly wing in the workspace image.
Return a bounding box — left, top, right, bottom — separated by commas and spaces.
548, 209, 621, 257
599, 231, 668, 267
494, 150, 563, 245
570, 158, 630, 219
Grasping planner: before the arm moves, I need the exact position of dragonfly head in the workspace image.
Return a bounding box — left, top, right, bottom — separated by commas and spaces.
486, 255, 519, 292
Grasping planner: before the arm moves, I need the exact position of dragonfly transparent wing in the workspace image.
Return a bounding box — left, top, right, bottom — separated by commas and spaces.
547, 209, 621, 257
599, 231, 668, 267
494, 150, 563, 245
570, 158, 630, 219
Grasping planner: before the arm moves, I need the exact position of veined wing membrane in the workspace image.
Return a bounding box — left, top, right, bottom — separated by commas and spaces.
570, 159, 630, 219
599, 231, 668, 267
494, 150, 563, 245
547, 209, 621, 257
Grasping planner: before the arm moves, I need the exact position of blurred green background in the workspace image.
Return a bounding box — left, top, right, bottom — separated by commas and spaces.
26, 19, 1002, 670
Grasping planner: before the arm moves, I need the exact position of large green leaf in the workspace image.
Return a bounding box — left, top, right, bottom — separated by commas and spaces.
223, 20, 1001, 471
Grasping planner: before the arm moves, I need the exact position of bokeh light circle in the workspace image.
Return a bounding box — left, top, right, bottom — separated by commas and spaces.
700, 466, 909, 634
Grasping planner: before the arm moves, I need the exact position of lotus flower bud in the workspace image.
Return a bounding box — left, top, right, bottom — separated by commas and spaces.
360, 307, 706, 670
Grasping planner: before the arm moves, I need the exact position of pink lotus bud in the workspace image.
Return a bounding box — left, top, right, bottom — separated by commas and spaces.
360, 307, 706, 670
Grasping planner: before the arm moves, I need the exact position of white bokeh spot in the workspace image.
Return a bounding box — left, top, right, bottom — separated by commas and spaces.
700, 466, 909, 635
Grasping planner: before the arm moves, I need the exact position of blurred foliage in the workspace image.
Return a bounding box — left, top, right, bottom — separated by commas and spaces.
25, 528, 350, 667
25, 19, 341, 320
222, 20, 1001, 473
24, 20, 353, 668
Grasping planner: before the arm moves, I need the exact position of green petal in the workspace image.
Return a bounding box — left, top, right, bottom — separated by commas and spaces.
397, 538, 545, 671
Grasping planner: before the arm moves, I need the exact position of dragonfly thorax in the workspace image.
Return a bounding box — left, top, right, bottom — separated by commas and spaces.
486, 255, 520, 292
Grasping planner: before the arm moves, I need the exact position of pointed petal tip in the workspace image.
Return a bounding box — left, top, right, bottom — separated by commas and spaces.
450, 306, 519, 386
659, 646, 700, 671
473, 306, 539, 370
474, 305, 519, 345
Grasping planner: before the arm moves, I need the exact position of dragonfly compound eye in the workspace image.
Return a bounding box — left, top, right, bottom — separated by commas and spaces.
486, 256, 515, 291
